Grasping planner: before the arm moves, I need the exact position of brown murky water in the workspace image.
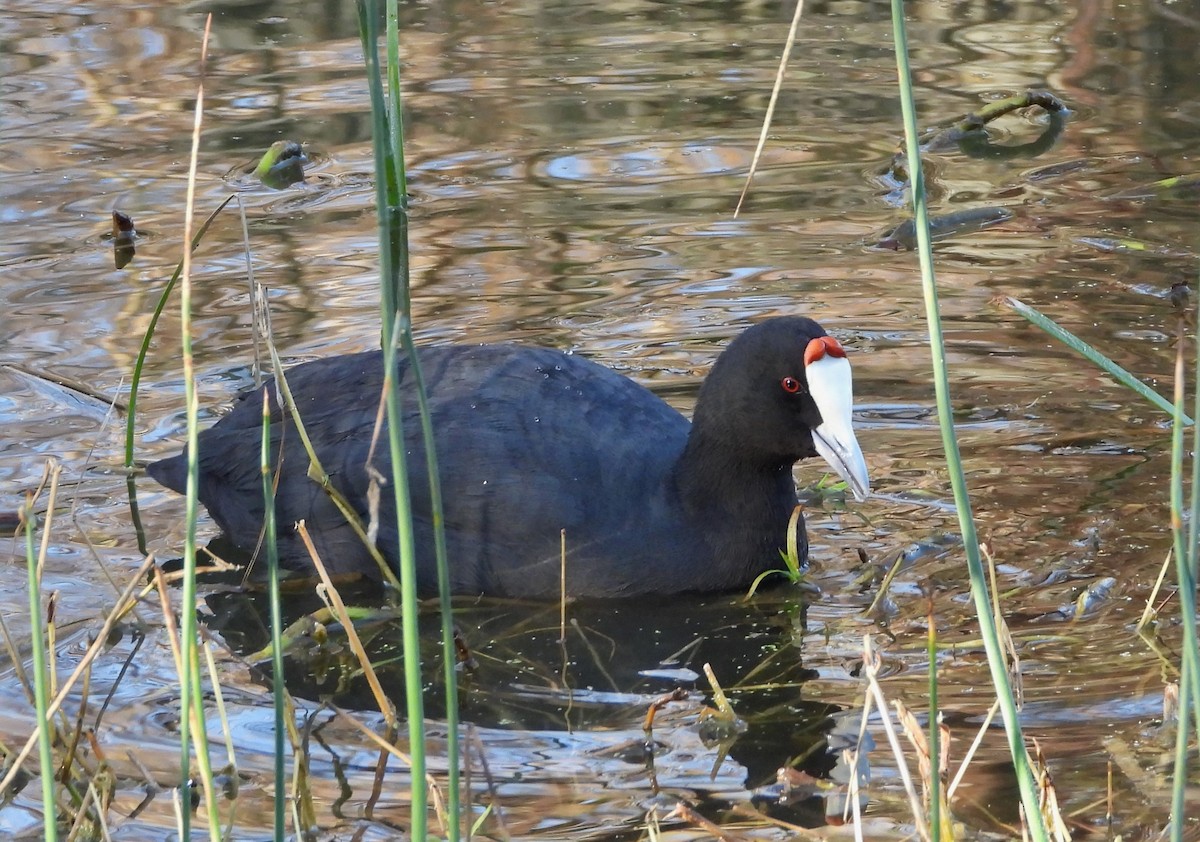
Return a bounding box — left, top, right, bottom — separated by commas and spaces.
3, 0, 1199, 836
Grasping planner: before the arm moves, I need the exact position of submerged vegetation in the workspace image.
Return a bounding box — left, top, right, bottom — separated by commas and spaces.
3, 0, 1199, 839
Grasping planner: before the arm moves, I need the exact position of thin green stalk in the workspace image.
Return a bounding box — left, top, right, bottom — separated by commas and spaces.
188, 639, 222, 836
122, 195, 233, 469
1167, 311, 1200, 839
23, 497, 58, 842
361, 0, 404, 349
176, 16, 219, 841
1006, 296, 1193, 425
1187, 267, 1200, 732
385, 30, 460, 805
384, 0, 409, 334
402, 324, 462, 839
361, 4, 460, 835
358, 3, 391, 343
263, 343, 400, 588
1185, 271, 1200, 842
1170, 656, 1191, 840
1169, 322, 1200, 729
199, 641, 238, 839
261, 389, 287, 839
887, 2, 1049, 838
395, 9, 457, 837
124, 193, 235, 560
380, 312, 428, 839
359, 2, 429, 836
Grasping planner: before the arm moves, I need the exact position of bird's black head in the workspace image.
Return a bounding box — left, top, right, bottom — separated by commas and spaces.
692, 317, 869, 500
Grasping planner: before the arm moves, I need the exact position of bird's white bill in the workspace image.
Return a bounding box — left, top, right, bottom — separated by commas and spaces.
807, 354, 870, 502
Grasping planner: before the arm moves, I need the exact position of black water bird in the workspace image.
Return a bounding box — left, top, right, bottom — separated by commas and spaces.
148, 316, 869, 598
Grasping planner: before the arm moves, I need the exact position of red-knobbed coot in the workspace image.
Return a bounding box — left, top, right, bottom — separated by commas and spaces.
148, 316, 869, 598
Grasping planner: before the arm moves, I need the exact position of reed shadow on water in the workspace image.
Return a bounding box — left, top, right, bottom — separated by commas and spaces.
196, 561, 851, 823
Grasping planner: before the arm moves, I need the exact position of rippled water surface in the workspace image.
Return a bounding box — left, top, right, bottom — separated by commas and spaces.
3, 0, 1200, 837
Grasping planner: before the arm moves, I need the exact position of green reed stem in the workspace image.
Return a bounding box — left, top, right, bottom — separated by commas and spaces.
888, 2, 1048, 839
1168, 304, 1200, 840
263, 345, 400, 589
23, 501, 58, 842
379, 323, 428, 837
1170, 656, 1191, 840
373, 0, 408, 348
381, 5, 462, 836
402, 322, 462, 838
1188, 266, 1200, 761
261, 389, 287, 839
188, 639, 222, 837
1189, 270, 1200, 600
176, 17, 220, 841
1187, 270, 1200, 728
386, 3, 408, 206
122, 196, 233, 470
1006, 296, 1193, 425
359, 2, 457, 837
382, 0, 462, 794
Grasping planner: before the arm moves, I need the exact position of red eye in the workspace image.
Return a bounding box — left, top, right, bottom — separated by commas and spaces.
781, 376, 802, 394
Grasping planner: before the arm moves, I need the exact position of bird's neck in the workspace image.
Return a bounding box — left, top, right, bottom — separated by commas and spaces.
674, 429, 799, 532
